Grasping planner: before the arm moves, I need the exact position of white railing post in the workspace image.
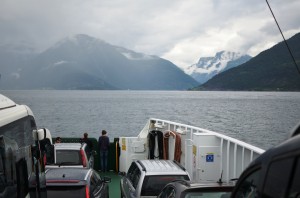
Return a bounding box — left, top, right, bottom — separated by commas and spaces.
226, 140, 230, 181
234, 143, 237, 178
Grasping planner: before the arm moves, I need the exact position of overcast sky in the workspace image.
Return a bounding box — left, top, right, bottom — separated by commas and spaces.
1, 0, 299, 68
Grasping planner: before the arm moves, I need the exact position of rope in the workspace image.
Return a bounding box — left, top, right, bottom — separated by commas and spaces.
163, 131, 182, 163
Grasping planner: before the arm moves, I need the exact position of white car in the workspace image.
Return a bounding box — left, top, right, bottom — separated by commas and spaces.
45, 143, 94, 169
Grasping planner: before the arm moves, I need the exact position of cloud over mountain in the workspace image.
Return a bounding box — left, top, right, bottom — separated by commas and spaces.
0, 34, 199, 90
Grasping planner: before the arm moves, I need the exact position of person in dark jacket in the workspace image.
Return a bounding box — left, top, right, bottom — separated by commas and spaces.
55, 137, 62, 143
98, 130, 110, 172
81, 133, 93, 158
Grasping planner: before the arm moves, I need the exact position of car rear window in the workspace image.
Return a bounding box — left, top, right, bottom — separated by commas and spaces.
56, 150, 82, 165
141, 175, 189, 196
47, 186, 86, 198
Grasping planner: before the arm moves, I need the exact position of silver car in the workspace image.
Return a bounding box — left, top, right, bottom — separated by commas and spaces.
120, 160, 191, 198
46, 168, 111, 198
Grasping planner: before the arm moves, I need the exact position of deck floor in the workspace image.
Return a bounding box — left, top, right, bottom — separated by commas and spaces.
100, 171, 121, 197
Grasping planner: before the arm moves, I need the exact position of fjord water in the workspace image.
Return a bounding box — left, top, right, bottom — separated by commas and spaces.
2, 90, 300, 150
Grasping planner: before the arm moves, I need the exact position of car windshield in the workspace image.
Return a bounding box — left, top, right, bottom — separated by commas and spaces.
141, 175, 189, 196
56, 150, 82, 165
47, 186, 86, 198
184, 191, 231, 198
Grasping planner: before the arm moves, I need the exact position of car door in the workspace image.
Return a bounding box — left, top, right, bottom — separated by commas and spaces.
157, 186, 176, 198
232, 166, 262, 197
287, 156, 300, 197
262, 157, 294, 197
85, 146, 94, 168
90, 171, 106, 198
122, 163, 140, 198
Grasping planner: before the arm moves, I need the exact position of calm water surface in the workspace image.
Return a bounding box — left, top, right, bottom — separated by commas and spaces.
2, 90, 300, 150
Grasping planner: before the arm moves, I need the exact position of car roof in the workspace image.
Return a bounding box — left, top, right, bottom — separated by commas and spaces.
54, 143, 84, 149
136, 160, 188, 175
0, 94, 16, 109
46, 168, 91, 181
0, 94, 33, 127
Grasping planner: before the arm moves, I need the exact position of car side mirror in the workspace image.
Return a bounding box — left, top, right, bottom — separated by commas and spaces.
118, 172, 126, 177
103, 176, 111, 183
31, 145, 41, 159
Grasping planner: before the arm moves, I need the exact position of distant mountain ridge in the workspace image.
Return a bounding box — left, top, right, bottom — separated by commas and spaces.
184, 51, 252, 84
0, 34, 199, 90
195, 32, 300, 91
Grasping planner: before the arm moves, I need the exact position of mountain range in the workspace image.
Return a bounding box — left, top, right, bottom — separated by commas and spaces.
194, 32, 300, 91
0, 34, 198, 90
1, 33, 300, 91
183, 51, 252, 84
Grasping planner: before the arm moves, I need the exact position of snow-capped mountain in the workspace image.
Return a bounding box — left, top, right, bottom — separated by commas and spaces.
184, 51, 252, 84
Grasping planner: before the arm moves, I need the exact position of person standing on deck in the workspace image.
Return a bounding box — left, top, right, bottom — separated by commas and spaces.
98, 130, 110, 172
55, 137, 62, 143
81, 132, 93, 158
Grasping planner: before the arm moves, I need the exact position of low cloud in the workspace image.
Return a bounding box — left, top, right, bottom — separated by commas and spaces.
1, 0, 299, 68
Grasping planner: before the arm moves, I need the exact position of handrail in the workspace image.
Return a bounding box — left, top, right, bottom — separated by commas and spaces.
150, 118, 265, 154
